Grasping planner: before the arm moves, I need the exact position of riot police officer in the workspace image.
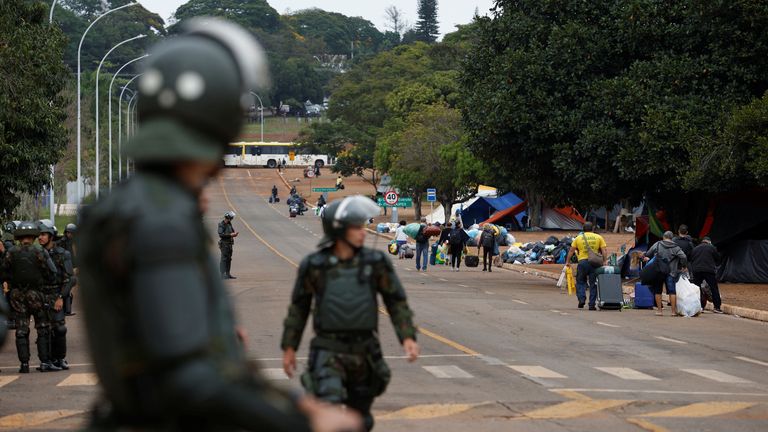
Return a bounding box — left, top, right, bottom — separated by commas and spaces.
1, 221, 16, 330
37, 220, 73, 370
2, 222, 58, 373
57, 223, 77, 316
218, 211, 238, 279
282, 195, 421, 431
78, 18, 359, 432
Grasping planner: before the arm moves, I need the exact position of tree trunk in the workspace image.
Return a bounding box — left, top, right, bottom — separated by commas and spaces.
413, 190, 423, 221
526, 188, 543, 228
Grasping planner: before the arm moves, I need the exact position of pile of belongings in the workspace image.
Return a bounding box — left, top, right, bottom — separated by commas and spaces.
502, 235, 574, 265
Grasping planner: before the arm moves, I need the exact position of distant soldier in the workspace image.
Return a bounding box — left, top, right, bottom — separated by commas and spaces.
37, 220, 74, 370
77, 18, 359, 431
57, 223, 77, 316
2, 222, 58, 373
282, 195, 420, 431
1, 221, 16, 329
218, 211, 239, 279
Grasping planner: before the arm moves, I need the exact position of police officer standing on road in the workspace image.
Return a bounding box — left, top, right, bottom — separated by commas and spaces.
282, 195, 421, 431
57, 224, 77, 316
77, 18, 359, 432
37, 220, 73, 370
218, 211, 238, 279
1, 222, 58, 373
1, 222, 17, 330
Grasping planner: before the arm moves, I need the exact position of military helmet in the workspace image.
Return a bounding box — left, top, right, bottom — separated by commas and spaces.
37, 219, 57, 237
14, 222, 40, 239
65, 223, 77, 233
224, 211, 236, 220
319, 196, 380, 248
129, 18, 268, 163
3, 221, 15, 234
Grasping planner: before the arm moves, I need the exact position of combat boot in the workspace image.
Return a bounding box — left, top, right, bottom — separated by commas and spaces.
19, 363, 29, 373
38, 362, 62, 372
52, 359, 70, 370
226, 273, 237, 280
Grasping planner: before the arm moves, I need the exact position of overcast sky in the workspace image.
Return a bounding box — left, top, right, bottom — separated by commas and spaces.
139, 0, 496, 37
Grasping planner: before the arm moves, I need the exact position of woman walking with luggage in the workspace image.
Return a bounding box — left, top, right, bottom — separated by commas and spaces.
447, 222, 469, 272
394, 220, 408, 259
644, 231, 688, 316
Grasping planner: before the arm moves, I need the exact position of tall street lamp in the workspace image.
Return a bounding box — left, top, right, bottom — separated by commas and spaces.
118, 74, 142, 178
109, 55, 148, 186
126, 93, 139, 176
94, 34, 146, 198
250, 91, 265, 143
48, 0, 58, 223
76, 2, 138, 202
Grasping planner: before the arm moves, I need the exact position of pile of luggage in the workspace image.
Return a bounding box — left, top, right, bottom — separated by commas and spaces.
502, 235, 574, 265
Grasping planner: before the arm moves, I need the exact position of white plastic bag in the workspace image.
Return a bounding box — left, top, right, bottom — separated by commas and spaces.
676, 276, 703, 317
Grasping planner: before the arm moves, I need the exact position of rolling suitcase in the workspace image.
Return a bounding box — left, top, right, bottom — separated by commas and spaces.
596, 273, 623, 310
464, 255, 479, 268
634, 282, 655, 309
402, 245, 415, 259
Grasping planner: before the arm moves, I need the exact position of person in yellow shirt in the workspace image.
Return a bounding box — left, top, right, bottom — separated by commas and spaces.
565, 222, 608, 310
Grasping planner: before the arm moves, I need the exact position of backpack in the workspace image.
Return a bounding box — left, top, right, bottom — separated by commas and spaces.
481, 231, 495, 248
449, 230, 463, 246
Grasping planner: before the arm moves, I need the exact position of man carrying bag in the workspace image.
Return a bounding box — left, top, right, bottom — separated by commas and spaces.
565, 223, 608, 310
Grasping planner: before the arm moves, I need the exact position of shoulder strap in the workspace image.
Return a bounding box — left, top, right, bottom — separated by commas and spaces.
581, 233, 595, 253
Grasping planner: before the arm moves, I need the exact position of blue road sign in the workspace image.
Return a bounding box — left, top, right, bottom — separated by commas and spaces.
427, 188, 437, 202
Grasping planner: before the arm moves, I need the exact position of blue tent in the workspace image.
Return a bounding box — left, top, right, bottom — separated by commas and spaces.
460, 192, 527, 227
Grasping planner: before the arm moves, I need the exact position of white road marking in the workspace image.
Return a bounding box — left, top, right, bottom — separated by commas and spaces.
485, 291, 495, 295
247, 170, 252, 177
555, 388, 768, 397
682, 369, 753, 384
405, 268, 413, 271
560, 312, 570, 316
439, 278, 448, 282
508, 365, 567, 379
57, 373, 99, 386
0, 376, 19, 388
595, 367, 660, 381
596, 321, 620, 328
512, 300, 529, 305
423, 365, 474, 379
458, 284, 469, 288
735, 356, 768, 368
550, 309, 561, 313
261, 368, 289, 380
655, 336, 688, 345
478, 355, 508, 366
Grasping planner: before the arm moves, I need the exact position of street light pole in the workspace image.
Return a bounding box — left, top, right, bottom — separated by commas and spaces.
48, 0, 58, 223
109, 55, 147, 186
118, 74, 142, 180
77, 2, 138, 202
95, 34, 145, 198
250, 91, 264, 142
126, 93, 139, 176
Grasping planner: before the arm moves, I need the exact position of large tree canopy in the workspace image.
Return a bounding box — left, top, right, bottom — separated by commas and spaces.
461, 0, 768, 213
1, 0, 69, 216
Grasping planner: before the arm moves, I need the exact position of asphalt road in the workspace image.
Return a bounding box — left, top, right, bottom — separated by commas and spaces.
1, 168, 767, 431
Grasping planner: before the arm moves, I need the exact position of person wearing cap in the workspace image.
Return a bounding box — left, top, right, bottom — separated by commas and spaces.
218, 211, 239, 279
281, 195, 420, 431
77, 18, 359, 432
1, 222, 58, 373
690, 236, 723, 313
37, 220, 74, 370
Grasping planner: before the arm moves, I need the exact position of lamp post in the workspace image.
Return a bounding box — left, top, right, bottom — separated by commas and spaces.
117, 87, 134, 180
249, 91, 265, 143
47, 0, 58, 223
76, 2, 138, 202
118, 74, 142, 179
109, 55, 148, 185
126, 93, 139, 176
94, 34, 146, 198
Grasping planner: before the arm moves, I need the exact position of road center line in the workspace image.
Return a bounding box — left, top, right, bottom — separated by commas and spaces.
735, 356, 768, 367
512, 299, 528, 305
596, 321, 620, 328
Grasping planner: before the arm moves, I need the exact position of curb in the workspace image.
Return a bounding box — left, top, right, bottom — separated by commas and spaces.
498, 263, 768, 323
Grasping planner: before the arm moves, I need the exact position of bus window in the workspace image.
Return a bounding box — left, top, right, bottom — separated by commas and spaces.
249, 146, 262, 156
226, 145, 242, 155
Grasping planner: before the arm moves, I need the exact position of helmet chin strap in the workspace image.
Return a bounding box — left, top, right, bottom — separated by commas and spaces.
339, 236, 363, 254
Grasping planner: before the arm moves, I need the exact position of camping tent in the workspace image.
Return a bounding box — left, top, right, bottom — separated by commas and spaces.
425, 197, 480, 225
539, 206, 586, 230
481, 201, 527, 227
460, 192, 527, 228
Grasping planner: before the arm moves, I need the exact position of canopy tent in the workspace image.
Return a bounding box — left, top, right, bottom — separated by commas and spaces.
460, 192, 527, 227
476, 185, 498, 197
539, 206, 586, 230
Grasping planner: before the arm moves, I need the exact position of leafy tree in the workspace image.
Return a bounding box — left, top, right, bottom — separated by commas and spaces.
415, 0, 439, 43
287, 9, 384, 57
384, 5, 407, 38
461, 0, 768, 222
0, 0, 69, 217
173, 0, 280, 32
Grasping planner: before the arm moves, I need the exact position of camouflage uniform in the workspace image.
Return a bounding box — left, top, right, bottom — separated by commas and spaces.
218, 215, 235, 278
45, 242, 73, 368
282, 197, 417, 431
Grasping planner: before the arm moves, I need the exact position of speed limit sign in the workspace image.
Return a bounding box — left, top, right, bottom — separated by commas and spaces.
384, 191, 399, 206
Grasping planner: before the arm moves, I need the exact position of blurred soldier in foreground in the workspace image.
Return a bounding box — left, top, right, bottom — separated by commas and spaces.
78, 18, 360, 432
2, 222, 58, 373
37, 220, 73, 370
282, 196, 420, 431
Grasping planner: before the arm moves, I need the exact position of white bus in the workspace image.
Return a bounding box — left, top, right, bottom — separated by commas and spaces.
223, 142, 334, 168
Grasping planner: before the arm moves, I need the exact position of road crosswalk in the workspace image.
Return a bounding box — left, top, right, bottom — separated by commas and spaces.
0, 362, 762, 389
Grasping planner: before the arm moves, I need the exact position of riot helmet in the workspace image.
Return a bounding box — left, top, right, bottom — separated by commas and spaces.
14, 222, 40, 239
128, 18, 268, 163
224, 211, 236, 220
65, 223, 77, 234
319, 196, 380, 248
3, 221, 16, 234
37, 219, 58, 237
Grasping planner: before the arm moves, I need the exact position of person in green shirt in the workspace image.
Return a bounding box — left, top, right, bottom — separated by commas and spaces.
565, 222, 608, 310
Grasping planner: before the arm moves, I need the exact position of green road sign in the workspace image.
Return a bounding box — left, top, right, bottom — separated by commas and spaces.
312, 187, 338, 192
377, 197, 413, 208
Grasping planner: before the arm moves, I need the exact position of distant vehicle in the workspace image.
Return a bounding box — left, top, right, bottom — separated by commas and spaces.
224, 142, 334, 169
